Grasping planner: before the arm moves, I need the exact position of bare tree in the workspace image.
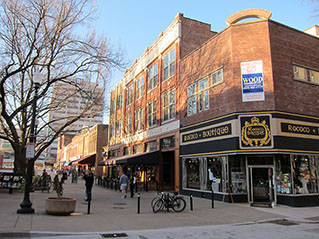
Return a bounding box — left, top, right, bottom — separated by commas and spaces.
0, 0, 123, 174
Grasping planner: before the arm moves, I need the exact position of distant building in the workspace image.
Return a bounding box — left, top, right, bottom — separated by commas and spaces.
46, 80, 104, 164
56, 124, 108, 177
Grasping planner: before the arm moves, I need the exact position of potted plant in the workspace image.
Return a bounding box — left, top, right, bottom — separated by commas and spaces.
45, 174, 76, 215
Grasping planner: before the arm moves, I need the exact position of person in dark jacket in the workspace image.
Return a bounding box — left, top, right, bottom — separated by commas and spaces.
83, 170, 94, 201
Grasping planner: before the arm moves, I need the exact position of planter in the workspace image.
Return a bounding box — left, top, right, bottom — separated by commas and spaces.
45, 197, 76, 215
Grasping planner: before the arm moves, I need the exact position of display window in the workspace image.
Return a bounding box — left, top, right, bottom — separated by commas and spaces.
292, 155, 319, 194
229, 156, 247, 194
275, 155, 292, 194
183, 156, 226, 192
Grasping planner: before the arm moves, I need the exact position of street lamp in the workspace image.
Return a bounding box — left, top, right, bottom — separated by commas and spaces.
17, 70, 42, 214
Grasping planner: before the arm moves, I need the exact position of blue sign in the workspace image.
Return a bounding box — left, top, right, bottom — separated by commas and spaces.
242, 73, 264, 94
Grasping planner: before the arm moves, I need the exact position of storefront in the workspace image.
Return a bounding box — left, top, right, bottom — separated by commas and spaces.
180, 111, 319, 207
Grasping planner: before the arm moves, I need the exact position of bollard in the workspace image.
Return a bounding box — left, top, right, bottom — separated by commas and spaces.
87, 192, 91, 214
211, 188, 214, 208
190, 194, 193, 211
137, 192, 140, 214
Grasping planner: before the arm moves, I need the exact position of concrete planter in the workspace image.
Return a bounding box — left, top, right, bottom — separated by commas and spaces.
45, 197, 76, 215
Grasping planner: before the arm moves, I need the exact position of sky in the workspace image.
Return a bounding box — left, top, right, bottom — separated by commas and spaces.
93, 0, 319, 123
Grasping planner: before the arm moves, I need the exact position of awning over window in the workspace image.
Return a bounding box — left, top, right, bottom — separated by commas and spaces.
98, 151, 160, 166
77, 154, 96, 165
68, 158, 80, 166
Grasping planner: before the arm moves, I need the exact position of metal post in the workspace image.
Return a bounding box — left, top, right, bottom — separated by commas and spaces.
211, 188, 214, 209
17, 83, 39, 214
87, 192, 91, 214
190, 194, 193, 211
137, 192, 140, 214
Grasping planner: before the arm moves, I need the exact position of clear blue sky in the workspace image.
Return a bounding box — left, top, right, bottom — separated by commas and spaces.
95, 0, 318, 122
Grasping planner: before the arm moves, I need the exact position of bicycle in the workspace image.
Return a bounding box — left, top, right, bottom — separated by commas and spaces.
152, 192, 186, 213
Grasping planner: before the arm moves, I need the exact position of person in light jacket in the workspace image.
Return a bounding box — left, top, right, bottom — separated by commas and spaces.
119, 171, 129, 198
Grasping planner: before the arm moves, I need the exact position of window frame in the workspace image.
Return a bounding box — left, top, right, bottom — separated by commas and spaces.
135, 108, 143, 132
293, 64, 319, 85
148, 63, 158, 91
125, 113, 132, 135
198, 77, 209, 112
136, 75, 144, 100
162, 89, 176, 122
187, 82, 197, 116
147, 99, 157, 128
126, 83, 133, 106
163, 48, 176, 81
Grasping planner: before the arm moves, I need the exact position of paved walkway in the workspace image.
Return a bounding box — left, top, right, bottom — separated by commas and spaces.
1, 177, 319, 238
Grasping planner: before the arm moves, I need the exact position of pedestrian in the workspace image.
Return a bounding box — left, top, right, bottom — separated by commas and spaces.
129, 174, 136, 198
83, 170, 94, 201
119, 170, 129, 198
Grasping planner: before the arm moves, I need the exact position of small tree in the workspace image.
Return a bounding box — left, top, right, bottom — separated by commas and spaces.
0, 0, 124, 175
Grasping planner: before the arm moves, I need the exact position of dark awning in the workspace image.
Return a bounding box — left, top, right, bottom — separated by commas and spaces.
98, 151, 160, 166
68, 158, 80, 166
77, 154, 96, 165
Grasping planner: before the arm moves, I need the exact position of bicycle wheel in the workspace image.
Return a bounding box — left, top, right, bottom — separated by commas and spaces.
151, 196, 161, 208
152, 198, 164, 213
172, 197, 186, 212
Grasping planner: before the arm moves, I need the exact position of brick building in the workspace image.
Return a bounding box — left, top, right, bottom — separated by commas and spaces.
102, 13, 216, 191
57, 124, 108, 176
179, 9, 319, 206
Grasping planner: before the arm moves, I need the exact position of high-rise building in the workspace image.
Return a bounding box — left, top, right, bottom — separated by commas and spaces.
46, 80, 104, 164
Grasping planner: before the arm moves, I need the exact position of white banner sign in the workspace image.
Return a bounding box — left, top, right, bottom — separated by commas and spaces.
240, 60, 265, 102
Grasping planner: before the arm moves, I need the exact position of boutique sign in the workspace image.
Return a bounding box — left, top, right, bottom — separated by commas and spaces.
240, 60, 265, 102
182, 123, 232, 143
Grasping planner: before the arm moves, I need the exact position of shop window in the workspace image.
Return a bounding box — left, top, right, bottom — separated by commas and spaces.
163, 48, 175, 81
145, 140, 157, 152
229, 156, 247, 194
160, 136, 175, 149
207, 157, 225, 192
162, 90, 175, 122
148, 63, 158, 91
292, 155, 319, 194
184, 158, 200, 189
275, 155, 292, 194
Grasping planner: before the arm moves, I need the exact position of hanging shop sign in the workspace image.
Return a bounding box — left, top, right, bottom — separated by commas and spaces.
240, 60, 265, 102
280, 122, 319, 137
181, 123, 232, 144
240, 115, 272, 149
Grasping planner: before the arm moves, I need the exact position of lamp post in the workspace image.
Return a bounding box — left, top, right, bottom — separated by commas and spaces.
17, 71, 42, 214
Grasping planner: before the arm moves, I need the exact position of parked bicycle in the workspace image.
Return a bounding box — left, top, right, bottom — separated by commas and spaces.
152, 192, 186, 213
32, 174, 52, 192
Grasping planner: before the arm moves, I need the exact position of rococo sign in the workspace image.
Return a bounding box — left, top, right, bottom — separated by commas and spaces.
240, 116, 271, 148
182, 123, 232, 143
281, 122, 319, 136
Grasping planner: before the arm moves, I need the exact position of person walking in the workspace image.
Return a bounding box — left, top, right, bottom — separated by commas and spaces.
119, 170, 129, 198
129, 174, 136, 198
83, 170, 94, 201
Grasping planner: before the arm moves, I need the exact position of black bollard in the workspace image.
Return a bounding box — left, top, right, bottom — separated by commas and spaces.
137, 193, 140, 214
211, 188, 214, 208
190, 194, 193, 211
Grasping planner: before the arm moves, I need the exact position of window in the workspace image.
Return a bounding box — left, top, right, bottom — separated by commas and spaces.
110, 99, 115, 114
160, 136, 175, 149
147, 100, 157, 127
109, 125, 114, 138
135, 108, 143, 132
212, 68, 223, 86
198, 77, 209, 112
125, 114, 132, 135
116, 94, 122, 109
126, 84, 133, 105
133, 144, 142, 154
163, 48, 175, 81
136, 75, 144, 99
145, 140, 157, 152
115, 120, 121, 136
187, 83, 197, 116
162, 90, 175, 122
293, 65, 319, 85
148, 63, 158, 91
124, 147, 131, 155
